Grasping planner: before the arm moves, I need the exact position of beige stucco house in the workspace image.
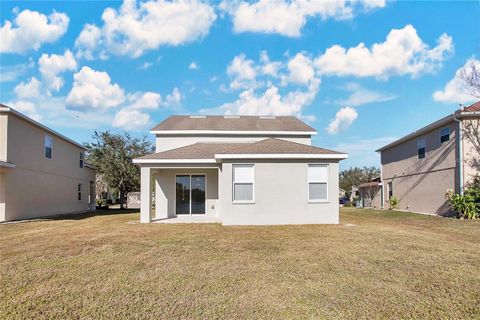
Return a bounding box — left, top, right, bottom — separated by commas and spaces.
0, 104, 96, 222
133, 115, 348, 225
376, 101, 480, 215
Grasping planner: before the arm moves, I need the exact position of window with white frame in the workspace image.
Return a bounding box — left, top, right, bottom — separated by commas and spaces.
45, 135, 53, 159
77, 184, 82, 201
308, 164, 329, 201
440, 127, 450, 143
80, 152, 85, 168
417, 138, 426, 159
233, 164, 254, 202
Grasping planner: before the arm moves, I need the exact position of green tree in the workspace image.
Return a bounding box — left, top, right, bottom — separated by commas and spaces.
85, 131, 154, 209
340, 166, 380, 197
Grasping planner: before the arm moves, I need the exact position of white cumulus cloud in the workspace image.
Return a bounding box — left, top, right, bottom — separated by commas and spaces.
112, 108, 151, 131
221, 0, 386, 37
284, 52, 315, 85
75, 0, 216, 58
227, 54, 259, 90
38, 50, 77, 92
327, 106, 358, 135
189, 62, 199, 70
66, 66, 125, 109
204, 80, 320, 117
14, 77, 42, 99
315, 25, 453, 79
433, 58, 480, 104
0, 9, 69, 53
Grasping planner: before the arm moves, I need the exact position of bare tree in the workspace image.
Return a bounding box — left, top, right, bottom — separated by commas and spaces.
460, 62, 480, 99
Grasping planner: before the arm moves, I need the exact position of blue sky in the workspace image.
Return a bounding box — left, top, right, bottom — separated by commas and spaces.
1, 0, 478, 169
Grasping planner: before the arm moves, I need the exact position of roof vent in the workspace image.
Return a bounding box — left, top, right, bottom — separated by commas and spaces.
224, 115, 240, 119
189, 115, 206, 119
259, 116, 276, 119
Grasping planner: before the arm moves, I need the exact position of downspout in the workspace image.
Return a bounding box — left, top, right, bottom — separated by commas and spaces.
453, 113, 463, 195
380, 163, 384, 208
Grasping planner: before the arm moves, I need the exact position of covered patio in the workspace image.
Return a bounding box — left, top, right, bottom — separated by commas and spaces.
138, 164, 221, 223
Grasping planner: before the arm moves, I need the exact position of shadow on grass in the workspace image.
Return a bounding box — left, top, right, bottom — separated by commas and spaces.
49, 208, 139, 221
1, 208, 140, 224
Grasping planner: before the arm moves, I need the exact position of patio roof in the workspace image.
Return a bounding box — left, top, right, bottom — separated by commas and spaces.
133, 138, 347, 164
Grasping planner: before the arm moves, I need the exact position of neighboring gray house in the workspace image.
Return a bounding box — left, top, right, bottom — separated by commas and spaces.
376, 101, 480, 215
133, 115, 348, 225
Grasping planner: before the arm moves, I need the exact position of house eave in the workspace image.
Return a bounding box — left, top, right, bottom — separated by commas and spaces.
214, 153, 348, 160
0, 105, 87, 150
133, 158, 217, 164
376, 109, 480, 153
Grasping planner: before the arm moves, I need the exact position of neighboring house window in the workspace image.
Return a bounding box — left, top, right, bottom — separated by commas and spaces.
388, 182, 393, 199
45, 135, 53, 159
440, 127, 450, 143
78, 184, 82, 200
80, 152, 85, 168
308, 164, 329, 202
417, 138, 426, 159
233, 164, 254, 202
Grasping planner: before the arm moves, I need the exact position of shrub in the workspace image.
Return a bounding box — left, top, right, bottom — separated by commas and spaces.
388, 197, 399, 210
448, 188, 480, 219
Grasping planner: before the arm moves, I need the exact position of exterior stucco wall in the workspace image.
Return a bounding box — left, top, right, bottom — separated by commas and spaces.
2, 113, 96, 222
218, 160, 340, 225
0, 113, 7, 161
462, 118, 479, 186
155, 135, 312, 152
153, 168, 219, 219
380, 120, 457, 215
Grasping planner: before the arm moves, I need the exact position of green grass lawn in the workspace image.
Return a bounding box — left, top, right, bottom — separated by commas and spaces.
1, 208, 479, 319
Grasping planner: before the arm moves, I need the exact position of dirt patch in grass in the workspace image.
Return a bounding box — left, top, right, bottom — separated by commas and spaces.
1, 208, 479, 319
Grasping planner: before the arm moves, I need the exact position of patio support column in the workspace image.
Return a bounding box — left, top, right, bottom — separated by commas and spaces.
140, 166, 152, 223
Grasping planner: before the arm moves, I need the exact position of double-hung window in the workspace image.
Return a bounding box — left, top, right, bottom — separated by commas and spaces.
440, 127, 450, 143
417, 138, 426, 159
233, 164, 254, 202
45, 135, 53, 159
80, 152, 85, 168
308, 164, 329, 202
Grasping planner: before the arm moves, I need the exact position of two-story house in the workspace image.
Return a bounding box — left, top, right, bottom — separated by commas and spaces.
0, 104, 96, 222
133, 115, 348, 225
376, 101, 480, 215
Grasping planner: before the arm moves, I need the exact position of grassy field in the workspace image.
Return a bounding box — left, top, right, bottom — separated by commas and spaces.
1, 208, 479, 319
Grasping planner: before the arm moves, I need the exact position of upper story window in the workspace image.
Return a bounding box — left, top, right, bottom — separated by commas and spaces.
80, 152, 85, 168
308, 164, 329, 202
233, 164, 254, 202
44, 135, 53, 159
440, 127, 450, 143
417, 138, 426, 159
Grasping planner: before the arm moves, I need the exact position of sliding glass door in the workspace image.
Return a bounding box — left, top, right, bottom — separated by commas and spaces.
175, 175, 205, 215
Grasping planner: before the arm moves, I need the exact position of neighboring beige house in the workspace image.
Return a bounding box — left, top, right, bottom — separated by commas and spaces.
0, 104, 96, 222
133, 115, 348, 225
376, 101, 480, 215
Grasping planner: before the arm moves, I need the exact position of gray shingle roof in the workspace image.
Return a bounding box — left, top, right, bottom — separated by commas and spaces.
151, 115, 316, 132
136, 138, 344, 160
220, 138, 344, 155
137, 143, 251, 160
